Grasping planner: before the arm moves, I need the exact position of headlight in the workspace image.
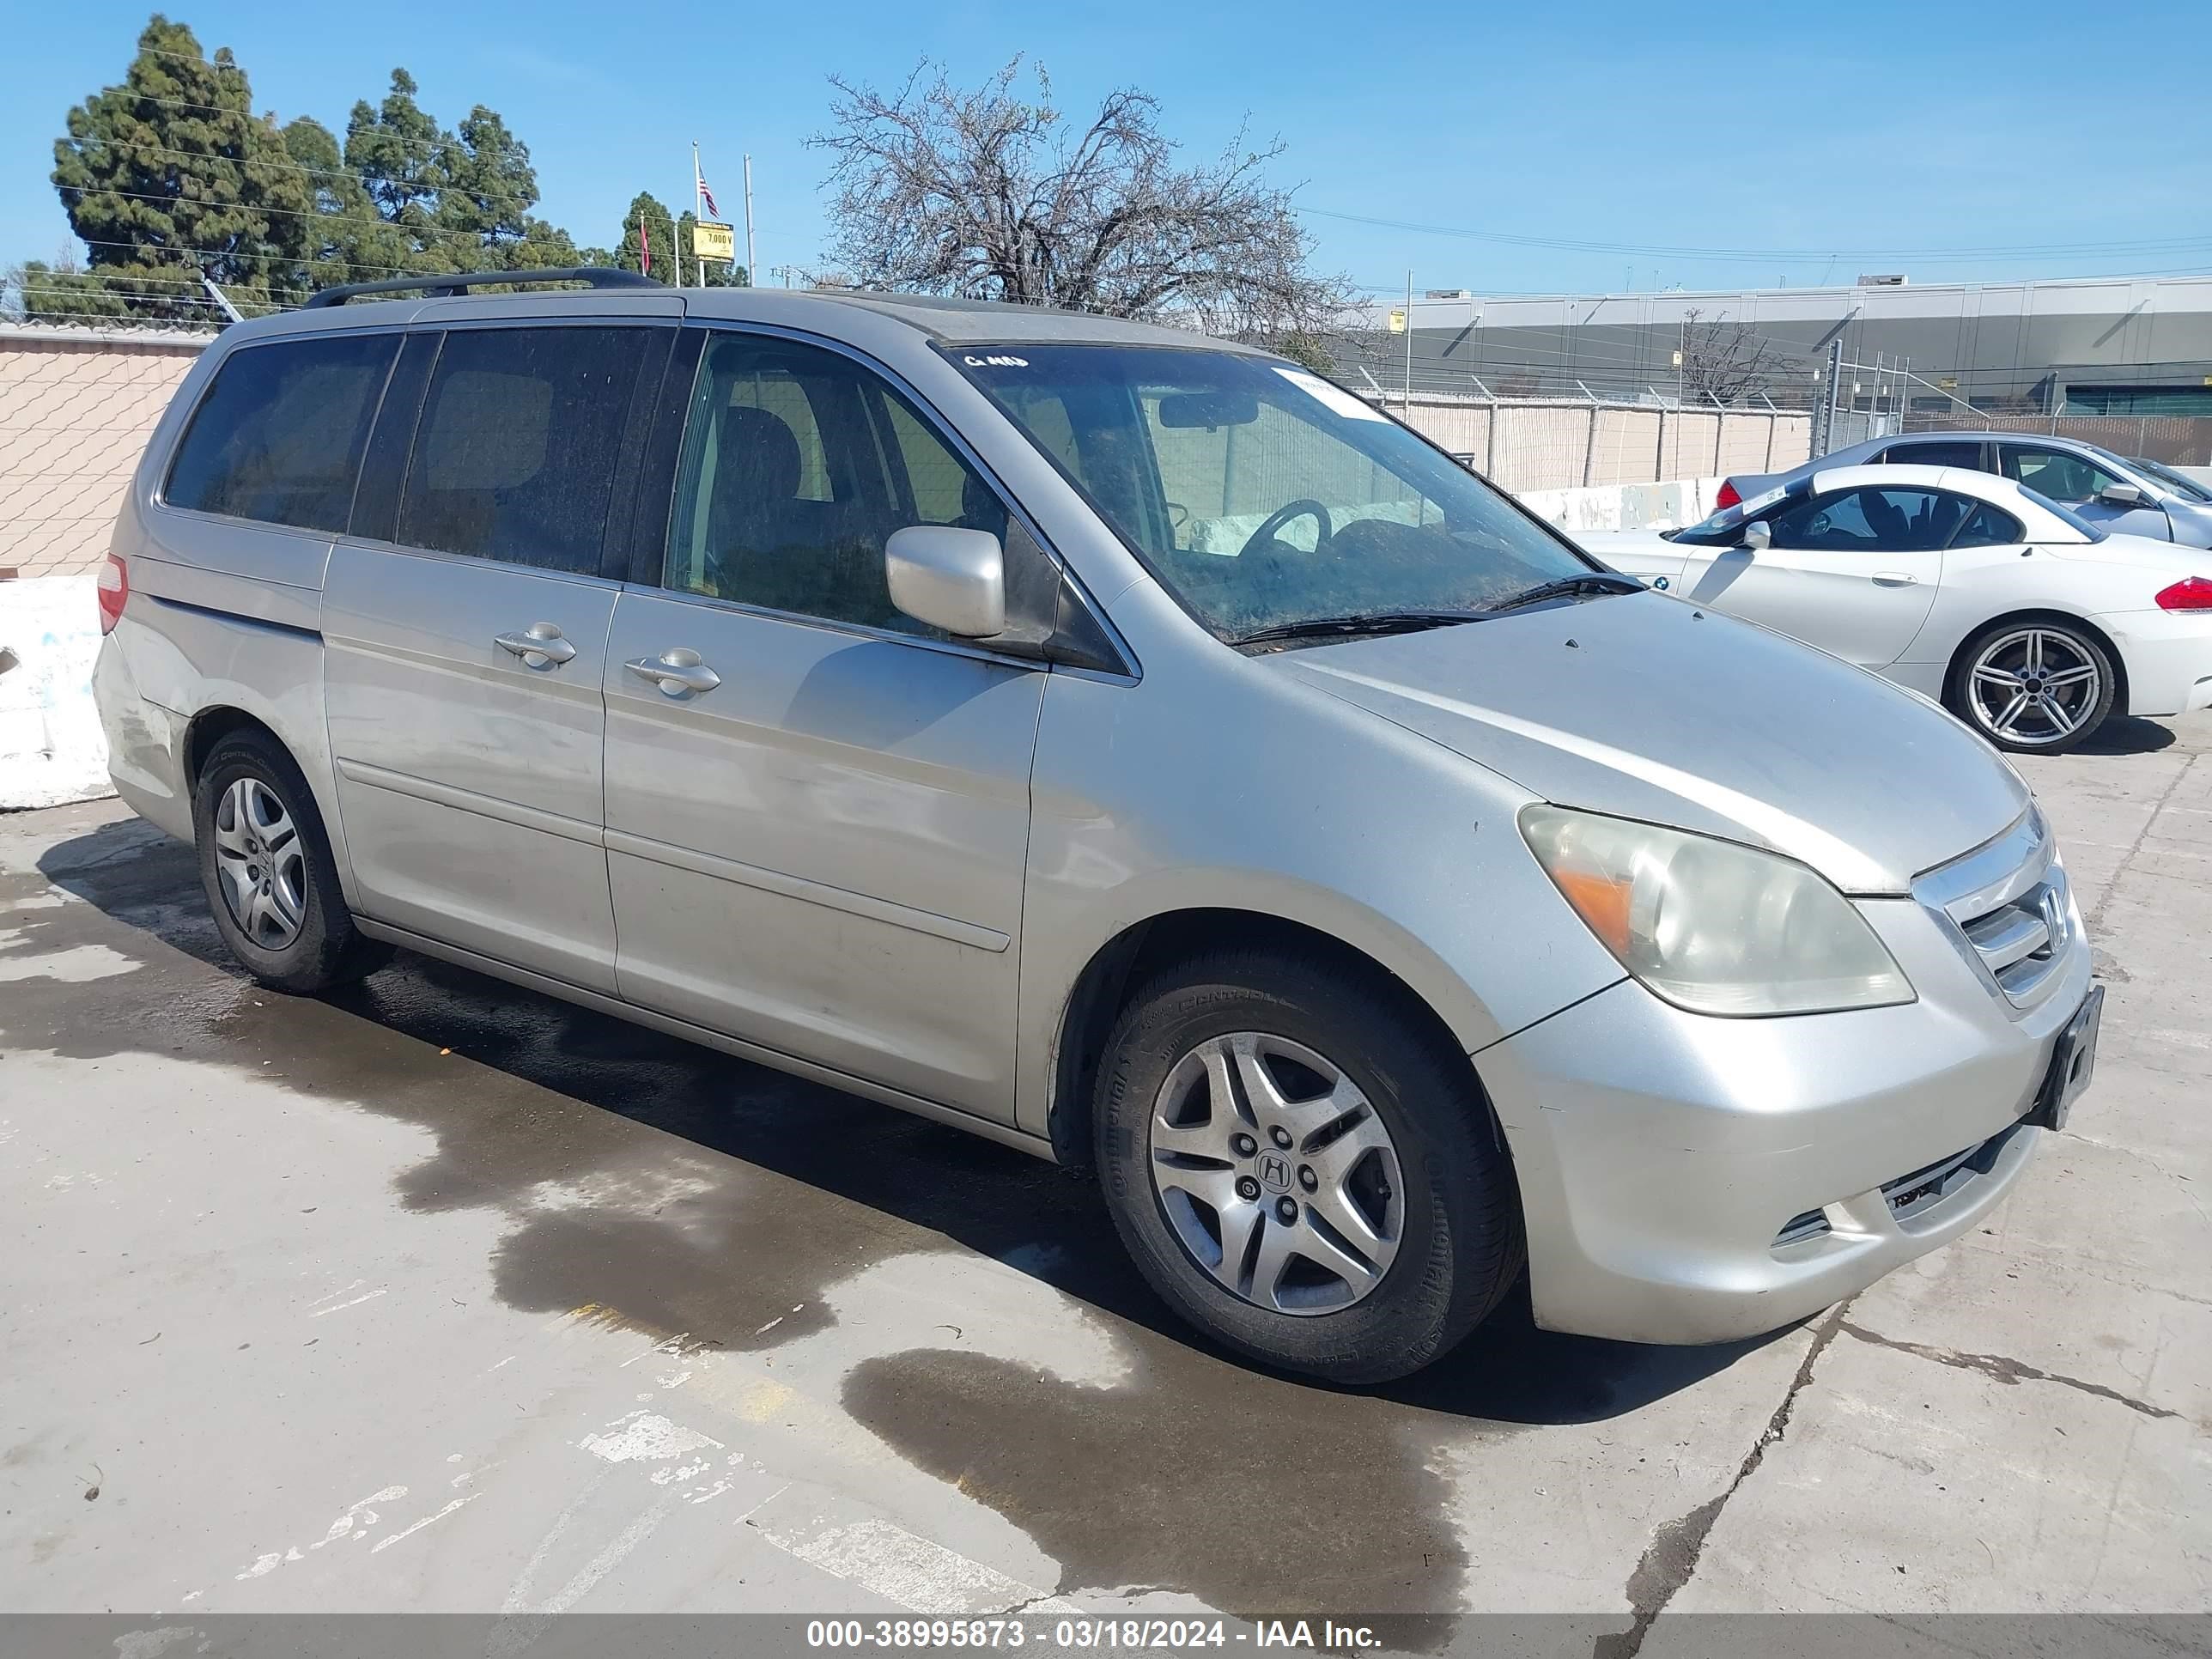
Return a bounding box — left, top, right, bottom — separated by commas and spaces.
1519, 805, 1913, 1017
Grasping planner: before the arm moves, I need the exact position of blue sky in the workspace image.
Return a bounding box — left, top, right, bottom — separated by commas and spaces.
9, 0, 2212, 298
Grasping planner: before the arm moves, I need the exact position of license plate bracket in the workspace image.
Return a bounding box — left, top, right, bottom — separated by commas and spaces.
2027, 982, 2103, 1132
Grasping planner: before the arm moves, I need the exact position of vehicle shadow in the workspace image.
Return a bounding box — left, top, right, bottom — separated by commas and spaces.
2077, 716, 2175, 756
31, 815, 1781, 1429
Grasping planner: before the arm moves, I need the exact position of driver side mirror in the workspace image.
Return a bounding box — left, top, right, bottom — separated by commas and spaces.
2098, 481, 2147, 508
1739, 520, 1772, 551
885, 526, 1006, 638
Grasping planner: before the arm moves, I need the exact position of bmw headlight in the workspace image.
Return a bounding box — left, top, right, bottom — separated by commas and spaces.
1520, 805, 1914, 1017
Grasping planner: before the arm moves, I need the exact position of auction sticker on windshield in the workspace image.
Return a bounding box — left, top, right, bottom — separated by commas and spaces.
1272, 366, 1388, 422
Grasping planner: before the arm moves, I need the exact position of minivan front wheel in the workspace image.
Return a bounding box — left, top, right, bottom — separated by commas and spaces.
193, 730, 389, 994
1950, 620, 2115, 755
1095, 950, 1522, 1382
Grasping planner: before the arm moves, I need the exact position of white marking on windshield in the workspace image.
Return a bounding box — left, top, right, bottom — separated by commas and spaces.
1272, 366, 1388, 422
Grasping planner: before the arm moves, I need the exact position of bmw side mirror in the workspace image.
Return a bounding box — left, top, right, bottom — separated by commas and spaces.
2098, 482, 2147, 507
1740, 520, 1772, 551
886, 526, 1007, 638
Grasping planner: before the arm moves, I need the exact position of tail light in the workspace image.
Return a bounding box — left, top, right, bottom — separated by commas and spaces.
97, 553, 128, 634
1715, 480, 1741, 510
2154, 576, 2212, 611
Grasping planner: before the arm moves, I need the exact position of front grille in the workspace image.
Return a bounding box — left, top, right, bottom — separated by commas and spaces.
1771, 1121, 2022, 1249
1914, 809, 2074, 1011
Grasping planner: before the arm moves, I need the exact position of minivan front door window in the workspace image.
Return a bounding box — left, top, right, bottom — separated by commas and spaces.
950, 345, 1595, 641
665, 334, 1009, 638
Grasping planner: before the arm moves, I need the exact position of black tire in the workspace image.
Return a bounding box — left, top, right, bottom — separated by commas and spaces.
193, 730, 390, 994
1946, 618, 2116, 757
1094, 948, 1522, 1383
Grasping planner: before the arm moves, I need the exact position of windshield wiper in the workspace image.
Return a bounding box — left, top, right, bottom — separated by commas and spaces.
1231, 609, 1486, 647
1476, 571, 1645, 614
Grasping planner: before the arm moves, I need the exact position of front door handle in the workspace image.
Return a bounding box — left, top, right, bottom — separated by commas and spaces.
1871, 571, 1919, 587
626, 649, 721, 697
495, 623, 577, 667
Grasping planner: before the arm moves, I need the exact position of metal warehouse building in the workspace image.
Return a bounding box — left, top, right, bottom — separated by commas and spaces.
1344, 273, 2212, 416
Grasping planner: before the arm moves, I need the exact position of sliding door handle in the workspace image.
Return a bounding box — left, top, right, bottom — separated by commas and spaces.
626, 650, 721, 696
495, 623, 577, 666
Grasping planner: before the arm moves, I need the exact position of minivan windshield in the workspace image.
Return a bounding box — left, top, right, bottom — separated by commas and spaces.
946, 343, 1598, 641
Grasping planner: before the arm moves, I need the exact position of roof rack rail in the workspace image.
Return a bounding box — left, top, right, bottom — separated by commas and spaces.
302, 266, 660, 309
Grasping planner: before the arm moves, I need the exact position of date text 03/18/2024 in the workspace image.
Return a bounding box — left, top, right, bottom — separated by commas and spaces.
803, 1618, 1383, 1650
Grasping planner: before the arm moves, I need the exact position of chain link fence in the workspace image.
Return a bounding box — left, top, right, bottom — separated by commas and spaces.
1368, 390, 1811, 495
1, 324, 208, 580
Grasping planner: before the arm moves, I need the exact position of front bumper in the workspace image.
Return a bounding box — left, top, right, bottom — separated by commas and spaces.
1477, 889, 2094, 1346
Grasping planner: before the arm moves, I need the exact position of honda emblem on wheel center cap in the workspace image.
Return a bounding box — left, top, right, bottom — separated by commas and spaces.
1256, 1152, 1293, 1193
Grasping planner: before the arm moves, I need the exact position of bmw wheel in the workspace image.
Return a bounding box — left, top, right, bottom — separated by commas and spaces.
1949, 620, 2115, 756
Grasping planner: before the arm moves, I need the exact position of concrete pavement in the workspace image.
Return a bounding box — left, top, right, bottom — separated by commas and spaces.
2, 716, 2207, 1643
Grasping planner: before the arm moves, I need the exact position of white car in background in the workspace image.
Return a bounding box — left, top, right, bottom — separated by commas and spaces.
1582, 464, 2212, 754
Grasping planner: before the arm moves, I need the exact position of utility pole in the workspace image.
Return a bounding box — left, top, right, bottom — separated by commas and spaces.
1674, 316, 1686, 409
1816, 336, 1844, 455
1402, 270, 1414, 412
743, 154, 757, 287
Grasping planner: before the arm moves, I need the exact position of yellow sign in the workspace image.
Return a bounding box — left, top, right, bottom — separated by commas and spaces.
692, 221, 735, 262
1386, 308, 1406, 334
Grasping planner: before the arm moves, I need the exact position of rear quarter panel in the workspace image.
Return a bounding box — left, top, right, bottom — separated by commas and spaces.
102, 325, 359, 896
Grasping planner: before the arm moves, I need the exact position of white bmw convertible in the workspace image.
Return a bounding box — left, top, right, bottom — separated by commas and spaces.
1582, 463, 2212, 754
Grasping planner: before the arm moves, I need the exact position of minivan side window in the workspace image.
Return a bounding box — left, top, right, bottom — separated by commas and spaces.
1998, 445, 2124, 506
164, 333, 398, 532
397, 327, 645, 574
664, 332, 1007, 637
1876, 440, 1983, 470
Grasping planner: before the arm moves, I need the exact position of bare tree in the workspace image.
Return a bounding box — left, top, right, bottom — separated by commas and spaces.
1679, 307, 1777, 405
809, 59, 1352, 349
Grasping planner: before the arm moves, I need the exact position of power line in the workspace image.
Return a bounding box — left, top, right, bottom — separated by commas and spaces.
62, 134, 559, 224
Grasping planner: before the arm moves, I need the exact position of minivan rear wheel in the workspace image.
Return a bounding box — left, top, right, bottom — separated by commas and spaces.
193, 731, 390, 994
1094, 949, 1522, 1382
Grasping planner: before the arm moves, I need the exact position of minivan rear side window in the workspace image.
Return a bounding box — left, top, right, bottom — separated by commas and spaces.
398, 327, 645, 574
164, 333, 398, 532
1876, 439, 1984, 470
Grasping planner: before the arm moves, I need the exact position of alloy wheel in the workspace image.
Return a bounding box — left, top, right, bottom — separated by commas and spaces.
1148, 1031, 1404, 1315
213, 776, 307, 950
1966, 628, 2102, 748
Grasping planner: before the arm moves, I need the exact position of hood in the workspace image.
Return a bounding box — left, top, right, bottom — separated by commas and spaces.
1267, 591, 2027, 895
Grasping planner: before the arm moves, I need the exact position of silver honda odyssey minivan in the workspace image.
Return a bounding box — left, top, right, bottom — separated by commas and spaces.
93, 270, 2102, 1382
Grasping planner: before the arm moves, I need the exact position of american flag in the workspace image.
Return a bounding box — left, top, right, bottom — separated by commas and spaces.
696, 165, 720, 220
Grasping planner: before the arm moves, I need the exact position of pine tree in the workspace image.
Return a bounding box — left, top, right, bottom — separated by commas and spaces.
617, 193, 678, 285
44, 14, 316, 321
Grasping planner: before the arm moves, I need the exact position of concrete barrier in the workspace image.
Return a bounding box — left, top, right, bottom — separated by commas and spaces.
1516, 477, 1724, 535
0, 574, 113, 810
